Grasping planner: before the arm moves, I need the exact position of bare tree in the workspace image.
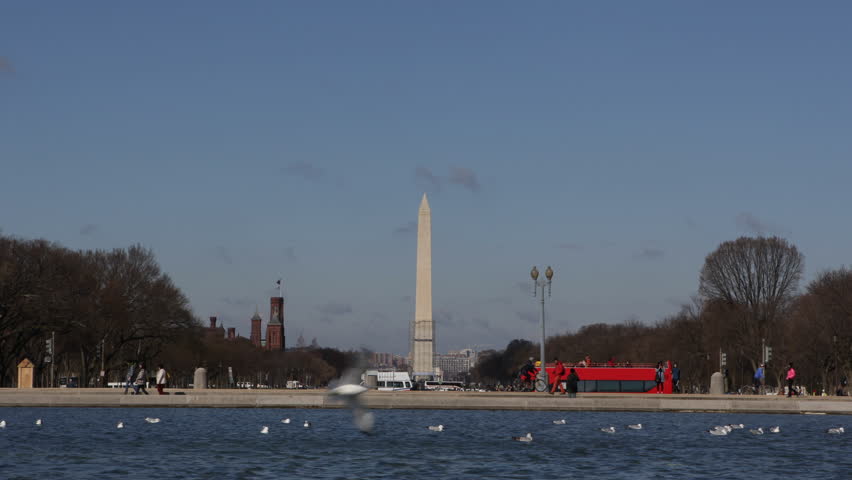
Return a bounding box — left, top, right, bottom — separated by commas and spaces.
699, 236, 804, 370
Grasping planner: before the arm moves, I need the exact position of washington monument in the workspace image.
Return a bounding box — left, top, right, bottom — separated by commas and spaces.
410, 193, 434, 379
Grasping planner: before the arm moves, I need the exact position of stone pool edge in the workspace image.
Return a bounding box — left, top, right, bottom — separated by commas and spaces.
1, 389, 851, 414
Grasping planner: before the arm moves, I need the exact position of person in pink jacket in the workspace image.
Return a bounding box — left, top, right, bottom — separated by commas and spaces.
786, 363, 796, 397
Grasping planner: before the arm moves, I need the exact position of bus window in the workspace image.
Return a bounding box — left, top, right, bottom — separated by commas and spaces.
621, 381, 645, 392
597, 380, 619, 392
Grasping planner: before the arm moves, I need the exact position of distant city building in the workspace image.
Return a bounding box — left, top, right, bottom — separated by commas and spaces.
371, 352, 408, 370
435, 350, 476, 381
227, 327, 236, 340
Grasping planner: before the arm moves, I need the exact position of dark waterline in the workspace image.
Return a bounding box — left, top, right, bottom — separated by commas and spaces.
1, 407, 851, 479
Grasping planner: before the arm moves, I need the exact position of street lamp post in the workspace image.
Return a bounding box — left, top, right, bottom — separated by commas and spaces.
530, 266, 554, 392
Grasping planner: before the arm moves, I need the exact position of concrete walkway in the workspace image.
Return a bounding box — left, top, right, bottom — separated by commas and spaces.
2, 389, 852, 414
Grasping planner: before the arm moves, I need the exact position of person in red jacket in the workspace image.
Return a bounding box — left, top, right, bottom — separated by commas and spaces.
550, 357, 566, 395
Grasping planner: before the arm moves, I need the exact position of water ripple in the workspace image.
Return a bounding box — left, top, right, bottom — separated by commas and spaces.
2, 407, 852, 478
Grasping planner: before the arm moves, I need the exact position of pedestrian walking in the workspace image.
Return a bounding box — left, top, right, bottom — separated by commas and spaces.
123, 362, 136, 395
155, 364, 167, 395
786, 363, 796, 397
133, 363, 149, 395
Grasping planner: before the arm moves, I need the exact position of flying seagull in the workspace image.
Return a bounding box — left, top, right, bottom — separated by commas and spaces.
327, 351, 374, 433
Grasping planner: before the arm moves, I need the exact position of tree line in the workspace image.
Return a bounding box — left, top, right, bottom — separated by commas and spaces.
0, 234, 356, 388
474, 236, 852, 395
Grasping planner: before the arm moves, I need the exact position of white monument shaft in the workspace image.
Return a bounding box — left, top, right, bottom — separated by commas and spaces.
412, 194, 434, 378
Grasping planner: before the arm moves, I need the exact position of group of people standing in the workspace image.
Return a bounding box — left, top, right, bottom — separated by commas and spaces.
753, 362, 798, 397
123, 362, 169, 395
547, 357, 580, 397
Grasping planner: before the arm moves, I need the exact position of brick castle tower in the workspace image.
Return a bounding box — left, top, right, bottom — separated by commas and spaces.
250, 308, 262, 348
266, 297, 285, 351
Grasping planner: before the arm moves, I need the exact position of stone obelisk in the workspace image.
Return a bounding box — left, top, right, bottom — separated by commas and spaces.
411, 193, 434, 379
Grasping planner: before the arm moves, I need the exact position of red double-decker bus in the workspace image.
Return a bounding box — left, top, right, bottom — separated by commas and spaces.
535, 361, 673, 394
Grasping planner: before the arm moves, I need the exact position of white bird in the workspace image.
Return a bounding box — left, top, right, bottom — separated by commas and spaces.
749, 427, 764, 435
260, 426, 269, 434
708, 427, 729, 436
144, 417, 160, 424
281, 418, 291, 424
326, 355, 374, 433
769, 426, 780, 433
35, 419, 42, 426
512, 433, 533, 442
827, 427, 845, 434
627, 424, 642, 430
117, 422, 124, 429
427, 425, 444, 432
303, 420, 311, 428
0, 420, 6, 428
600, 426, 616, 434
728, 424, 744, 429
552, 419, 567, 425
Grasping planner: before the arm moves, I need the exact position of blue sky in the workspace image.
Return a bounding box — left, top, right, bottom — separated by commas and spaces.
3, 2, 852, 355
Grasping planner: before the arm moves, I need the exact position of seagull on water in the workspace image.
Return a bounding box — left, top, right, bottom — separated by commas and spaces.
260, 426, 269, 434
708, 426, 730, 436
427, 425, 444, 432
512, 433, 533, 442
600, 426, 616, 434
627, 424, 642, 430
35, 419, 42, 426
553, 419, 566, 425
827, 427, 845, 434
117, 422, 124, 429
281, 418, 291, 424
769, 426, 780, 433
749, 427, 764, 435
144, 417, 161, 424
326, 352, 374, 433
303, 420, 311, 428
0, 420, 6, 428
